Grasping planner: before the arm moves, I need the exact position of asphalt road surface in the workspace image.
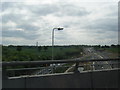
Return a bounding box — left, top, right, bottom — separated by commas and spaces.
84, 47, 118, 70
34, 47, 119, 75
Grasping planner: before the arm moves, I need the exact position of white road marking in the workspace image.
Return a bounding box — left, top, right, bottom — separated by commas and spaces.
97, 55, 112, 69
93, 53, 112, 69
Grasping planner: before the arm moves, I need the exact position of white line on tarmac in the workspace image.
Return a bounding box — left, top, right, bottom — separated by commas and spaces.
95, 53, 112, 69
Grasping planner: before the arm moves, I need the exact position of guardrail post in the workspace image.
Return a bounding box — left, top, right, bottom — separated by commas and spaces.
2, 67, 8, 88
2, 67, 8, 80
74, 62, 79, 73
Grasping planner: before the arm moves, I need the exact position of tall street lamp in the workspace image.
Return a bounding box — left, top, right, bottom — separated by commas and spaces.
51, 27, 64, 73
52, 27, 64, 60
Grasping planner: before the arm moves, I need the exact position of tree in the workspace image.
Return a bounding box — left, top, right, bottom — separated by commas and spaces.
38, 46, 42, 52
43, 46, 48, 51
2, 46, 9, 58
111, 44, 115, 47
16, 46, 22, 52
8, 45, 14, 47
103, 45, 110, 48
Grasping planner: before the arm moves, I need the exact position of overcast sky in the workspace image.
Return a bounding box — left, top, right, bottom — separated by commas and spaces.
1, 0, 119, 46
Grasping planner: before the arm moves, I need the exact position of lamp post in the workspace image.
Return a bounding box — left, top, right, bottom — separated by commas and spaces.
51, 27, 64, 73
52, 27, 64, 60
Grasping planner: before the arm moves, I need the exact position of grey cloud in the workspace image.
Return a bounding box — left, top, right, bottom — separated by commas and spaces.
105, 5, 118, 17
2, 2, 59, 16
30, 5, 59, 16
2, 30, 39, 40
2, 14, 21, 23
2, 21, 40, 40
2, 2, 26, 11
60, 4, 90, 16
2, 2, 118, 45
2, 2, 90, 18
26, 3, 90, 17
62, 21, 82, 29
2, 2, 14, 11
2, 40, 18, 45
17, 24, 40, 31
82, 18, 117, 32
2, 13, 40, 40
107, 11, 118, 17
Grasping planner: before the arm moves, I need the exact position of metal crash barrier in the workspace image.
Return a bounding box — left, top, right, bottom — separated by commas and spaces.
1, 58, 120, 88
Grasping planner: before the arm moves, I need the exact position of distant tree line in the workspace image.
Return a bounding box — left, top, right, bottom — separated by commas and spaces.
2, 45, 84, 62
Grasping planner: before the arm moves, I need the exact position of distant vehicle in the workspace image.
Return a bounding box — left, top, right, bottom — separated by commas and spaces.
48, 69, 51, 71
50, 64, 56, 66
78, 67, 84, 71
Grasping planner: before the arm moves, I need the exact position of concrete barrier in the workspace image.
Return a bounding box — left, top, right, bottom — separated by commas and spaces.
26, 72, 91, 88
92, 69, 119, 88
2, 77, 26, 88
2, 69, 120, 88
